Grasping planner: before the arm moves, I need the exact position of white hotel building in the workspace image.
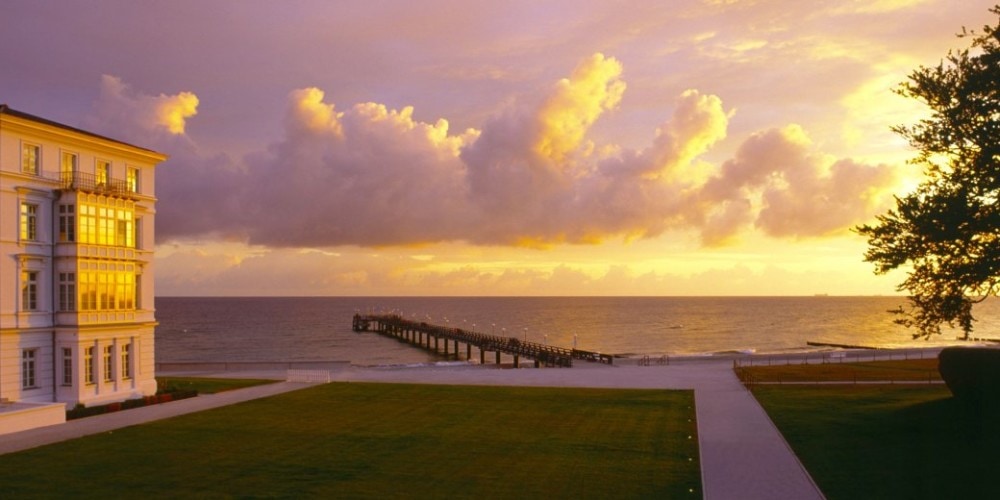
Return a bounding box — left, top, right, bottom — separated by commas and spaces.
0, 105, 164, 427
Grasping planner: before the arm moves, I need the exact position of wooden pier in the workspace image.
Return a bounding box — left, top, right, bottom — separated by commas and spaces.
352, 314, 613, 367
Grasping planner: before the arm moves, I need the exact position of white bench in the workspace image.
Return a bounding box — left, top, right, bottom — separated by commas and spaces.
286, 369, 332, 383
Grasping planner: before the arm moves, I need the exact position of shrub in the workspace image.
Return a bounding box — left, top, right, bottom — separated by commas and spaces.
938, 347, 1000, 405
65, 389, 198, 420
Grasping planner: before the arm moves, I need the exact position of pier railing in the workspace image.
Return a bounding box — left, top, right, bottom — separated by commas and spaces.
353, 314, 613, 367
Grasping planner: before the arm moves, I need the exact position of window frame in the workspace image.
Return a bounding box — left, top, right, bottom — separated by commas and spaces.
84, 346, 95, 385
126, 166, 139, 193
61, 151, 78, 181
59, 204, 76, 242
96, 159, 111, 186
22, 142, 40, 175
103, 345, 114, 382
62, 348, 73, 386
121, 343, 132, 379
20, 202, 38, 242
21, 270, 38, 311
59, 272, 77, 311
22, 349, 37, 389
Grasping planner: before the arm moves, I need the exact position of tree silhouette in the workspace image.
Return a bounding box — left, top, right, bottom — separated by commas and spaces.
858, 5, 1000, 339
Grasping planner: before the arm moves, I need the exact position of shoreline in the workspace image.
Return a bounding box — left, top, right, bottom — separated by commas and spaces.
157, 345, 949, 386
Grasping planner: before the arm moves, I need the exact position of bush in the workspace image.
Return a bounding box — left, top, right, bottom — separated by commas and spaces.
65, 389, 199, 420
938, 347, 1000, 405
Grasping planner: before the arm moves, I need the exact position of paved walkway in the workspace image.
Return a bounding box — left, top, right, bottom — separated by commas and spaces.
0, 361, 825, 499
0, 380, 310, 456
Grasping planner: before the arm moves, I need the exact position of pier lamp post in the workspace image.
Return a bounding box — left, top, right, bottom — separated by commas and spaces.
524, 328, 528, 342
492, 323, 495, 335
544, 334, 548, 346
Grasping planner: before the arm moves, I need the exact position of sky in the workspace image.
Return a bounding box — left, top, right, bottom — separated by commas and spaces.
2, 0, 997, 296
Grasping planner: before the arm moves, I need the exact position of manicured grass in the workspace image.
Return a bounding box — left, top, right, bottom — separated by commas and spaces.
156, 376, 276, 394
0, 383, 699, 499
754, 385, 1000, 499
743, 358, 940, 383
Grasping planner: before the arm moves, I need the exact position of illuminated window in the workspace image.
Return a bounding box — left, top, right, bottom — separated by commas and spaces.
22, 143, 40, 175
84, 347, 95, 384
96, 159, 110, 186
121, 344, 132, 379
20, 202, 38, 241
59, 273, 76, 311
61, 151, 78, 181
78, 265, 135, 312
78, 198, 135, 247
22, 350, 37, 389
59, 204, 76, 242
63, 348, 73, 386
21, 271, 38, 311
127, 166, 139, 192
103, 345, 113, 382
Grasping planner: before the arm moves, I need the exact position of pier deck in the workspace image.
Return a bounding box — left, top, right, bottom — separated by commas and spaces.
352, 314, 613, 367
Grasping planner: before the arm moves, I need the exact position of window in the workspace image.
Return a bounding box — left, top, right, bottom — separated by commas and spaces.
63, 348, 73, 386
103, 345, 114, 382
116, 210, 133, 247
96, 159, 110, 186
21, 271, 38, 311
135, 274, 142, 310
22, 350, 37, 389
78, 198, 135, 247
22, 143, 40, 175
84, 347, 95, 384
121, 344, 132, 379
61, 151, 78, 181
20, 202, 37, 241
126, 166, 139, 193
59, 204, 76, 242
59, 273, 76, 311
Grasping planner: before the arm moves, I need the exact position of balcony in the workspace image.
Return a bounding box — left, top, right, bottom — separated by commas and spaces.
60, 171, 136, 199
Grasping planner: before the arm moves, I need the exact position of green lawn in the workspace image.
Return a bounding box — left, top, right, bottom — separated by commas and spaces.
0, 383, 699, 499
156, 376, 276, 394
754, 385, 1000, 499
741, 358, 940, 383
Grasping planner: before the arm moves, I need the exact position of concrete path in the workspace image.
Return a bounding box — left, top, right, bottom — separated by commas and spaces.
0, 361, 825, 499
0, 380, 312, 456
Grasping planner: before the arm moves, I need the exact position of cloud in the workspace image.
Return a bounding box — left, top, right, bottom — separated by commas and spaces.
87, 75, 198, 140
697, 125, 901, 243
89, 56, 901, 250
533, 53, 626, 163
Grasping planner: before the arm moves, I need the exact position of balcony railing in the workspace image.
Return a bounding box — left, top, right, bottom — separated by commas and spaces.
60, 171, 136, 198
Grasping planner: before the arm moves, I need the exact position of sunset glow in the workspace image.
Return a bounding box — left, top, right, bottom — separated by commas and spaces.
2, 0, 995, 296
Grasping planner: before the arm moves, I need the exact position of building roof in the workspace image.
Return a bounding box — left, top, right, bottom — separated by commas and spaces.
0, 103, 165, 158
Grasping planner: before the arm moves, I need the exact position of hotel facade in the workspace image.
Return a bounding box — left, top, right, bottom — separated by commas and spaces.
0, 105, 164, 411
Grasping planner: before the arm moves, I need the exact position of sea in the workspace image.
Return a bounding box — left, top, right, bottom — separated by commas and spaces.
154, 296, 1000, 366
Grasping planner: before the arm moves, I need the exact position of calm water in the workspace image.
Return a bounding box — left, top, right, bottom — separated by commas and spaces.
154, 296, 1000, 365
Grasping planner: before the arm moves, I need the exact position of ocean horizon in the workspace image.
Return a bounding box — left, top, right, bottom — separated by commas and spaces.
153, 296, 1000, 365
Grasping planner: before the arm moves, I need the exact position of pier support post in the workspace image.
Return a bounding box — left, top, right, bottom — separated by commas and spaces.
434, 336, 439, 353
496, 351, 501, 365
514, 355, 519, 368
480, 349, 486, 365
453, 340, 459, 360
467, 343, 472, 360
